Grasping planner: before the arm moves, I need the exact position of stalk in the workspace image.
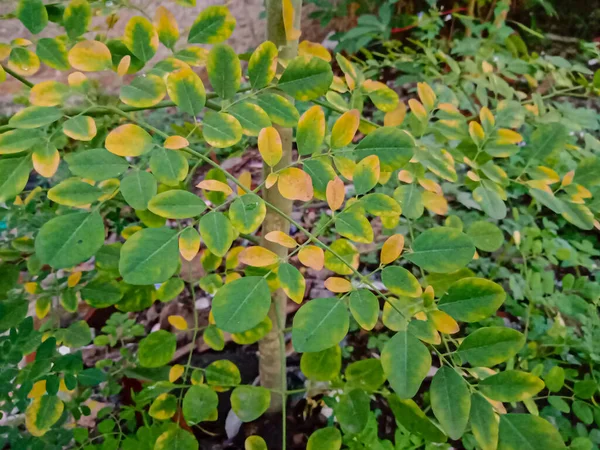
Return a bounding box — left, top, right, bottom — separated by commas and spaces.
258, 0, 302, 415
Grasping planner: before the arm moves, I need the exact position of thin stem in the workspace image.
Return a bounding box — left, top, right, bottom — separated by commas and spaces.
1, 63, 34, 88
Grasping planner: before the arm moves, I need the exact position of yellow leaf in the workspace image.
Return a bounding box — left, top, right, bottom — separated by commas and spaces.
197, 179, 233, 196
237, 171, 252, 194
265, 172, 279, 189
414, 311, 427, 321
258, 126, 282, 167
169, 364, 185, 382
496, 128, 523, 145
331, 109, 360, 148
418, 178, 442, 195
417, 82, 436, 111
282, 0, 301, 41
533, 166, 560, 184
422, 191, 448, 216
28, 380, 47, 399
32, 146, 60, 178
0, 43, 10, 61
298, 245, 324, 270
333, 156, 356, 181
384, 102, 407, 127
429, 310, 460, 334
330, 75, 347, 93
98, 179, 120, 201
105, 124, 153, 157
479, 106, 495, 128
326, 176, 345, 211
408, 99, 427, 121
324, 277, 352, 293
380, 234, 404, 265
30, 81, 68, 106
423, 285, 434, 306
469, 121, 485, 143
379, 171, 392, 185
154, 6, 179, 49
68, 40, 112, 72
117, 55, 131, 76
121, 225, 142, 239
482, 61, 494, 73
437, 103, 461, 115
467, 170, 480, 182
67, 71, 89, 90
36, 298, 50, 319
397, 170, 414, 184
164, 135, 189, 150
168, 315, 188, 331
298, 40, 331, 61
179, 227, 200, 261
67, 271, 82, 288
561, 170, 574, 188
25, 396, 64, 437
225, 272, 241, 283
238, 246, 280, 267
25, 282, 38, 294
265, 231, 297, 249
277, 168, 313, 201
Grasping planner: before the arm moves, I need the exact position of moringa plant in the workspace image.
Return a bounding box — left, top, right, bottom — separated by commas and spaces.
0, 0, 599, 449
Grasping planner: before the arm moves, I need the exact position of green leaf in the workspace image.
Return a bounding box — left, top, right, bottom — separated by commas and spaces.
228, 102, 271, 137
277, 56, 333, 101
202, 111, 242, 148
36, 38, 70, 70
9, 106, 62, 129
0, 156, 32, 202
394, 184, 423, 219
335, 209, 373, 243
64, 0, 91, 39
155, 426, 198, 450
61, 320, 92, 347
387, 396, 447, 443
473, 184, 506, 220
292, 298, 349, 353
354, 157, 379, 195
81, 279, 123, 308
138, 330, 176, 368
573, 401, 593, 424
212, 276, 271, 333
149, 147, 189, 186
479, 370, 545, 402
231, 386, 270, 422
438, 277, 506, 322
166, 68, 206, 116
361, 193, 401, 217
17, 0, 48, 34
303, 158, 336, 200
430, 366, 470, 440
458, 327, 524, 367
499, 414, 566, 450
188, 5, 236, 44
119, 227, 179, 285
524, 123, 568, 164
307, 427, 342, 450
47, 178, 102, 206
199, 211, 236, 257
467, 221, 504, 252
574, 380, 598, 399
205, 359, 241, 389
207, 44, 240, 100
182, 385, 218, 424
278, 263, 305, 304
245, 436, 268, 450
382, 266, 423, 298
120, 74, 166, 108
0, 299, 28, 332
381, 331, 431, 399
62, 116, 96, 141
355, 127, 414, 171
560, 201, 594, 230
470, 393, 499, 450
148, 190, 206, 219
229, 194, 267, 234
77, 368, 107, 386
25, 395, 63, 437
248, 41, 277, 90
346, 359, 386, 392
35, 211, 105, 269
65, 148, 128, 181
124, 16, 157, 62
544, 366, 565, 393
120, 170, 157, 210
0, 129, 42, 154
255, 93, 299, 127
405, 227, 475, 274
335, 389, 370, 434
300, 345, 341, 381
348, 289, 379, 331
149, 393, 178, 420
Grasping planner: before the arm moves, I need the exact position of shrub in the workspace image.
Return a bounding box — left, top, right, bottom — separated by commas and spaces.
0, 0, 599, 449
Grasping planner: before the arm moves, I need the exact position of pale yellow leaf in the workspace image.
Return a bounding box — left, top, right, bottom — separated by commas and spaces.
380, 234, 404, 265
324, 277, 352, 293
239, 246, 279, 267
326, 176, 345, 211
265, 231, 297, 249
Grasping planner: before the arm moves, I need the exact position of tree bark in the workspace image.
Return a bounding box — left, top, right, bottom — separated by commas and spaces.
259, 0, 301, 413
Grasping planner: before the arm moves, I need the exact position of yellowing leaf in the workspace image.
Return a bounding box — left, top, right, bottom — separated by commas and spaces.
334, 156, 356, 181
30, 81, 68, 106
154, 6, 179, 49
179, 227, 200, 261
561, 170, 574, 188
237, 171, 252, 194
123, 16, 158, 63
417, 82, 436, 111
384, 102, 407, 127
117, 55, 131, 76
496, 128, 523, 145
67, 271, 82, 288
282, 0, 301, 41
408, 99, 427, 121
28, 380, 47, 399
25, 396, 64, 437
278, 167, 313, 201
169, 364, 185, 382
298, 245, 324, 270
297, 105, 326, 156
164, 135, 189, 149
397, 170, 414, 184
258, 126, 282, 167
239, 246, 279, 267
430, 310, 460, 334
418, 178, 442, 195
381, 234, 404, 265
63, 116, 97, 141
265, 172, 278, 189
68, 71, 89, 90
298, 40, 331, 61
197, 179, 233, 196
326, 176, 345, 211
353, 155, 380, 195
479, 106, 495, 128
68, 40, 112, 72
105, 124, 153, 156
168, 315, 188, 330
32, 145, 60, 178
331, 109, 359, 148
265, 231, 297, 249
324, 277, 352, 293
422, 191, 448, 216
469, 121, 485, 144
36, 298, 51, 319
